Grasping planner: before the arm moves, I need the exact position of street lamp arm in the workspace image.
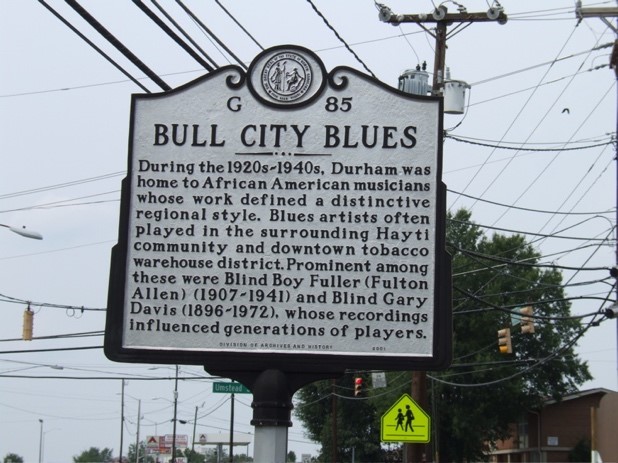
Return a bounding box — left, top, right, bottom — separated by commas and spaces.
0, 224, 43, 240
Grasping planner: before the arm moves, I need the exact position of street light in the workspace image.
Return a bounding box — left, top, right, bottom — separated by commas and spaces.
172, 365, 179, 463
191, 402, 205, 452
38, 419, 43, 463
0, 223, 43, 240
135, 399, 141, 463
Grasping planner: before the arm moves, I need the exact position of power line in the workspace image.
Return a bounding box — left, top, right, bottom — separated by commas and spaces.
447, 218, 614, 243
428, 310, 605, 388
37, 0, 151, 93
150, 0, 219, 69
65, 0, 171, 91
447, 188, 614, 216
0, 331, 104, 343
446, 133, 614, 152
213, 0, 264, 51
450, 243, 610, 272
469, 41, 613, 86
0, 292, 104, 312
0, 171, 123, 200
0, 191, 120, 214
0, 240, 115, 262
305, 0, 376, 78
489, 80, 615, 226
175, 0, 248, 70
450, 24, 579, 210
132, 0, 216, 72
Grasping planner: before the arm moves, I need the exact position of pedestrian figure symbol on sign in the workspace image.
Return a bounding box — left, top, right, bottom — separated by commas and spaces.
395, 409, 404, 431
405, 405, 415, 432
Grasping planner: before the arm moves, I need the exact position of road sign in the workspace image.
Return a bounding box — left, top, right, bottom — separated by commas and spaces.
146, 436, 160, 448
381, 394, 430, 443
212, 382, 251, 394
163, 434, 188, 448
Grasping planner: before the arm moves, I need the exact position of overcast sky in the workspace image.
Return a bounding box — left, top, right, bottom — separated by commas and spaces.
1, 1, 617, 462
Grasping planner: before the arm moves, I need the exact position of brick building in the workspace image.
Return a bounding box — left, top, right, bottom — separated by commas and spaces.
488, 388, 618, 462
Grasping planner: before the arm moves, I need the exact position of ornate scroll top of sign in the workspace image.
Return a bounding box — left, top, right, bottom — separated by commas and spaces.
105, 45, 451, 373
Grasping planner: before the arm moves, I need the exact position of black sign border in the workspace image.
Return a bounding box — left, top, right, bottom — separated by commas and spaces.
104, 45, 452, 376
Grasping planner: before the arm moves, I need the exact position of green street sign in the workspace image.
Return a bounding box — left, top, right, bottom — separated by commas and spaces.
212, 382, 251, 394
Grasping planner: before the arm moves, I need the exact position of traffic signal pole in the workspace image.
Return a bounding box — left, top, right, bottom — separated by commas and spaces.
378, 5, 508, 461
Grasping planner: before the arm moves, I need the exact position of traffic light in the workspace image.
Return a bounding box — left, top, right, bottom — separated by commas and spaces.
520, 306, 535, 334
354, 377, 363, 396
22, 306, 33, 341
497, 328, 512, 354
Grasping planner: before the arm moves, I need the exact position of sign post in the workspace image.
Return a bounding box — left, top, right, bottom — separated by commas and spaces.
105, 44, 451, 462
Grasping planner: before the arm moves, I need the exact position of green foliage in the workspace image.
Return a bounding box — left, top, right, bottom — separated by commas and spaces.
126, 442, 157, 463
568, 438, 590, 462
286, 450, 296, 462
295, 372, 383, 462
182, 448, 205, 463
3, 453, 24, 463
73, 447, 114, 463
201, 449, 251, 463
294, 208, 592, 463
439, 209, 591, 461
202, 449, 222, 463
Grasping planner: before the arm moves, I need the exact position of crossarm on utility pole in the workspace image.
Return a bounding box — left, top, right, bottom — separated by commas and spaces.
377, 4, 507, 94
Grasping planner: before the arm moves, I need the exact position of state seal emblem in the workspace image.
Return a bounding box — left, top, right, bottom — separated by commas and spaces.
247, 45, 326, 107
261, 51, 312, 102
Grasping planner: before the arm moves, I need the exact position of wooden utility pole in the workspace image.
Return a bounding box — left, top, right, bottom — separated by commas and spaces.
575, 0, 618, 405
378, 5, 508, 462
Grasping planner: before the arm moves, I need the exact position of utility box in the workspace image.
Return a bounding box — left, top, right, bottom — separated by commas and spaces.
443, 79, 470, 114
398, 67, 431, 96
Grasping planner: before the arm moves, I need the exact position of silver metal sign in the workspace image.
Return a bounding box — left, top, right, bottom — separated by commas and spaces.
105, 45, 451, 373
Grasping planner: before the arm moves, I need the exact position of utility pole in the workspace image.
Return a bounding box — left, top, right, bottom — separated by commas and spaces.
135, 399, 142, 463
378, 4, 508, 462
192, 406, 198, 453
229, 392, 235, 463
575, 0, 618, 398
378, 3, 507, 95
172, 365, 179, 463
120, 380, 125, 463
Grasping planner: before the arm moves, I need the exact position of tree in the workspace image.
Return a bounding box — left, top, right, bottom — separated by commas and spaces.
3, 454, 24, 463
73, 447, 114, 463
201, 448, 252, 463
437, 209, 591, 461
286, 450, 296, 462
295, 373, 383, 462
568, 437, 590, 462
294, 209, 592, 462
182, 448, 205, 463
127, 442, 156, 463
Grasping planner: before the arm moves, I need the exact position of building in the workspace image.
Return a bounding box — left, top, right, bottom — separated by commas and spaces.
488, 388, 618, 462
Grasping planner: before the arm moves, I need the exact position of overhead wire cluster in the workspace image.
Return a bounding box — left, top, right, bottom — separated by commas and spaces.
0, 1, 615, 396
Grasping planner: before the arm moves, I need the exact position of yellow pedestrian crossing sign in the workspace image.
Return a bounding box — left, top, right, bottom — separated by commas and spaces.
381, 394, 430, 443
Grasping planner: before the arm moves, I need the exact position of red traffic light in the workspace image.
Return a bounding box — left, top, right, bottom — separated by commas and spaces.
354, 377, 363, 396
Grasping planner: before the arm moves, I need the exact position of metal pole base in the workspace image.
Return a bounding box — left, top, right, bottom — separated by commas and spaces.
253, 426, 288, 463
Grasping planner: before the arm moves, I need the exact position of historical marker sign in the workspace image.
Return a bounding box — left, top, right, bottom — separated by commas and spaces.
105, 45, 451, 375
